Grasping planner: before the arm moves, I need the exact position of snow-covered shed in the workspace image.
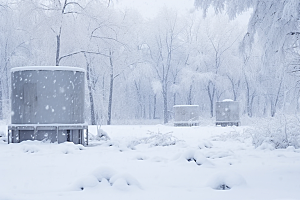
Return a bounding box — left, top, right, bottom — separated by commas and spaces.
215, 100, 240, 126
173, 105, 199, 126
8, 66, 88, 144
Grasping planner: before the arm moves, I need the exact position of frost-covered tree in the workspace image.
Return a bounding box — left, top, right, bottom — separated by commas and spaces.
194, 0, 300, 64
142, 9, 187, 124
182, 13, 244, 117
195, 0, 300, 117
87, 7, 143, 125
0, 2, 32, 120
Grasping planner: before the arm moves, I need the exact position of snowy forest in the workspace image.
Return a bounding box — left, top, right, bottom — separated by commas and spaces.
0, 0, 299, 125
1, 1, 300, 199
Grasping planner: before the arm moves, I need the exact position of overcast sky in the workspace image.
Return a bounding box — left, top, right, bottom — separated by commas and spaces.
115, 0, 195, 19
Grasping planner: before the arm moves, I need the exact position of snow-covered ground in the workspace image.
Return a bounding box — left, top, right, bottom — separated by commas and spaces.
0, 124, 300, 200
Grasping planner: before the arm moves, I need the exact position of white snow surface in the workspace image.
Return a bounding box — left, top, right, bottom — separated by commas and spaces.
0, 124, 300, 200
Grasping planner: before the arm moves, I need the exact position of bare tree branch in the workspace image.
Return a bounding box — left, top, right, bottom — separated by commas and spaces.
59, 50, 110, 64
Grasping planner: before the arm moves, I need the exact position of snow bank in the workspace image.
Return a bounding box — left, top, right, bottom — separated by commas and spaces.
207, 171, 246, 190
1, 125, 300, 200
57, 142, 85, 154
72, 166, 142, 191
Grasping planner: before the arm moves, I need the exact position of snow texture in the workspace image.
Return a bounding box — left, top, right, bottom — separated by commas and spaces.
207, 171, 246, 190
0, 125, 300, 200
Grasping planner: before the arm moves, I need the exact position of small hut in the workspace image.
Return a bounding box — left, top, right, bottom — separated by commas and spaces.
215, 100, 240, 126
8, 66, 88, 144
173, 105, 199, 126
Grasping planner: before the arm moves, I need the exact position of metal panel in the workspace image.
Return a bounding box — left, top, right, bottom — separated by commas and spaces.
8, 125, 88, 145
19, 130, 34, 141
11, 69, 85, 124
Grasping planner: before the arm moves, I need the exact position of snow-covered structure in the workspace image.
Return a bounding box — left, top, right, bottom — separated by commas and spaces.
215, 100, 240, 126
173, 105, 199, 126
8, 66, 88, 144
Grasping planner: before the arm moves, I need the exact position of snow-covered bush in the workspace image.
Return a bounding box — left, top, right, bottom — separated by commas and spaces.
183, 149, 213, 166
58, 142, 85, 154
89, 126, 110, 141
198, 140, 213, 149
211, 128, 250, 143
128, 130, 183, 148
0, 130, 5, 137
246, 115, 300, 149
0, 130, 6, 143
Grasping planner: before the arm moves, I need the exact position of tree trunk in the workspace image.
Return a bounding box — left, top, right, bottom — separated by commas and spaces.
153, 94, 157, 119
84, 54, 96, 125
187, 84, 193, 105
55, 32, 61, 66
244, 73, 254, 117
163, 86, 168, 124
270, 76, 284, 117
134, 80, 143, 118
207, 81, 215, 117
148, 95, 152, 119
173, 93, 176, 106
107, 75, 113, 125
107, 51, 114, 125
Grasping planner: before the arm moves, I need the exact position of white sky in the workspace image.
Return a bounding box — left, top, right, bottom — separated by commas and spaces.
114, 0, 251, 25
114, 0, 195, 19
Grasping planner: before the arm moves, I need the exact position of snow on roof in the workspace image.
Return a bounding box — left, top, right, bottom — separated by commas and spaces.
222, 99, 234, 102
11, 66, 85, 73
173, 105, 199, 107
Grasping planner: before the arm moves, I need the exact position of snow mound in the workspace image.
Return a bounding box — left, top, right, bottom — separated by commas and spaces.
286, 146, 296, 152
135, 154, 148, 161
89, 126, 110, 141
22, 144, 40, 153
0, 130, 6, 144
92, 166, 117, 182
0, 137, 6, 144
17, 141, 41, 153
183, 149, 213, 166
198, 140, 213, 149
57, 142, 85, 154
100, 140, 120, 148
257, 142, 275, 151
207, 171, 246, 190
73, 175, 99, 191
110, 173, 142, 190
72, 166, 142, 191
205, 150, 233, 159
150, 156, 167, 162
